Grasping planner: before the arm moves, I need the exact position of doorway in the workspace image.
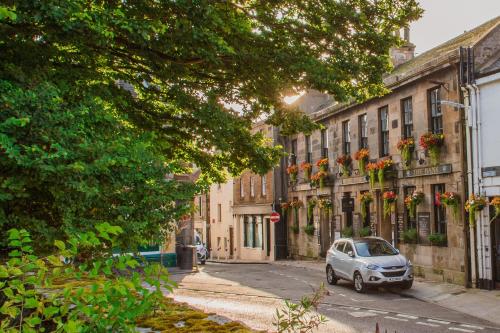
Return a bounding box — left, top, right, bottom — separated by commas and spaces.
320, 204, 331, 256
492, 217, 500, 288
229, 226, 234, 258
266, 218, 271, 257
378, 191, 393, 242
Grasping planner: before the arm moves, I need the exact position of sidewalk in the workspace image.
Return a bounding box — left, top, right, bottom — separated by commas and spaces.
273, 260, 500, 326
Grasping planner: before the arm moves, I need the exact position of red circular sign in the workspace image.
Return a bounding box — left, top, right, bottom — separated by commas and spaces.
270, 212, 280, 223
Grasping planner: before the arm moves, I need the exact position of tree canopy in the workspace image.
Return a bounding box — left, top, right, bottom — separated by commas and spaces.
0, 0, 422, 250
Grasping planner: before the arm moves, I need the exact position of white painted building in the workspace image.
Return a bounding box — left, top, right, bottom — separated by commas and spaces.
466, 56, 500, 289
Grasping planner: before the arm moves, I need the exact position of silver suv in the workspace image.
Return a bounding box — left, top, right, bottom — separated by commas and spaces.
325, 237, 413, 293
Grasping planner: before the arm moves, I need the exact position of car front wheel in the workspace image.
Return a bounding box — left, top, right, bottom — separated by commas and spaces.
326, 265, 338, 285
353, 272, 366, 293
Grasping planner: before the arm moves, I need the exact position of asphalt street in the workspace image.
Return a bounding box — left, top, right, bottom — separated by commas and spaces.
168, 263, 500, 333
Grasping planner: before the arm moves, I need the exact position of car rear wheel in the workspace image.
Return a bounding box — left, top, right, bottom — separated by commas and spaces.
326, 265, 338, 285
353, 272, 366, 293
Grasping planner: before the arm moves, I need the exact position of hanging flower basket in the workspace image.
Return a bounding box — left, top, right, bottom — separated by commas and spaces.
397, 137, 415, 170
366, 162, 378, 190
491, 197, 500, 220
318, 198, 333, 214
376, 159, 394, 191
311, 170, 328, 189
354, 149, 369, 176
307, 198, 317, 221
290, 199, 303, 233
441, 192, 460, 219
303, 224, 315, 236
359, 192, 373, 220
465, 194, 487, 227
281, 202, 291, 212
286, 164, 299, 183
419, 133, 445, 166
300, 161, 313, 181
316, 158, 329, 172
404, 191, 424, 219
383, 191, 397, 218
336, 155, 352, 177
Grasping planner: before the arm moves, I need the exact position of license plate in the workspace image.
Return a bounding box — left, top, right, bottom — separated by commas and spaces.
388, 277, 402, 282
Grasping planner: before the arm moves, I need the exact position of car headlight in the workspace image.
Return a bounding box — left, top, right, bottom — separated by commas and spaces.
366, 264, 380, 270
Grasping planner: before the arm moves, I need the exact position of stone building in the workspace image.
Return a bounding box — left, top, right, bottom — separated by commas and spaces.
208, 180, 234, 260
193, 192, 209, 249
285, 17, 500, 286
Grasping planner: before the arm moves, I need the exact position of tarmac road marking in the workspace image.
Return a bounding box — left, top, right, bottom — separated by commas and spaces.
449, 327, 475, 332
397, 314, 418, 319
384, 316, 408, 322
459, 324, 484, 330
369, 309, 389, 314
349, 311, 378, 318
428, 319, 451, 325
416, 322, 440, 327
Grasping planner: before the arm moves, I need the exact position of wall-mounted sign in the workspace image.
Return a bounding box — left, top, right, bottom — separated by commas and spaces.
417, 212, 431, 240
399, 164, 452, 179
341, 197, 355, 212
340, 176, 368, 186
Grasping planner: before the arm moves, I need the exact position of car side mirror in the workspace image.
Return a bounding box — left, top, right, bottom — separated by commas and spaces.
347, 251, 355, 258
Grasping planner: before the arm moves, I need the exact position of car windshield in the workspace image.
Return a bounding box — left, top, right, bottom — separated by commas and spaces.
354, 239, 398, 257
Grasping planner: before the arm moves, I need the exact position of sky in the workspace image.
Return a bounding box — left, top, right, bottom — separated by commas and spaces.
411, 0, 500, 55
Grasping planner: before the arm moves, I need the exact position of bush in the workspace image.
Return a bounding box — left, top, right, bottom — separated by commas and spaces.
402, 228, 418, 243
0, 225, 173, 332
291, 225, 300, 234
359, 226, 371, 237
428, 233, 447, 246
341, 226, 353, 238
303, 224, 315, 236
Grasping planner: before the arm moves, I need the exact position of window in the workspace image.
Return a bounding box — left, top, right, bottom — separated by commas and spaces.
217, 203, 222, 222
321, 129, 329, 158
305, 135, 312, 163
250, 176, 255, 197
359, 114, 368, 149
243, 216, 262, 248
198, 196, 202, 217
342, 120, 351, 155
335, 241, 345, 251
240, 178, 244, 198
433, 184, 447, 237
261, 175, 267, 196
379, 106, 389, 157
429, 87, 443, 134
342, 242, 353, 254
291, 139, 298, 165
404, 186, 417, 230
401, 97, 413, 139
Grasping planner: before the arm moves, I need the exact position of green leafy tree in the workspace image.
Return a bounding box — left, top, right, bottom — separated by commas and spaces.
0, 1, 421, 250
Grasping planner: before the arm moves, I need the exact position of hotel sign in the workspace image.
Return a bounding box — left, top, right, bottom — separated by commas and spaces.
399, 164, 452, 179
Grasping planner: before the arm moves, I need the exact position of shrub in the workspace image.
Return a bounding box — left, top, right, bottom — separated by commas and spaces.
402, 228, 418, 243
0, 225, 173, 332
428, 233, 447, 246
341, 226, 353, 238
359, 226, 371, 237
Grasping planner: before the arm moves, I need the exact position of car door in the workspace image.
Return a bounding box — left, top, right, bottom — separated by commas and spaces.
341, 241, 356, 281
330, 241, 345, 277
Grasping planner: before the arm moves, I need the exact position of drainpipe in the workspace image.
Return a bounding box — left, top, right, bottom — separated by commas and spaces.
472, 83, 486, 286
460, 85, 473, 288
466, 82, 480, 288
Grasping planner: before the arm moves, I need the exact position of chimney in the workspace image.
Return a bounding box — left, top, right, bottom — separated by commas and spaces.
390, 27, 415, 68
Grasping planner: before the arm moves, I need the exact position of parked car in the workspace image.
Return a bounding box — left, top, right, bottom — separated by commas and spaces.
325, 237, 413, 293
195, 232, 208, 265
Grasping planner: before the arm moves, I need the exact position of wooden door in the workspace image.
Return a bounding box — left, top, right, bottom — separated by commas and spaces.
229, 226, 234, 258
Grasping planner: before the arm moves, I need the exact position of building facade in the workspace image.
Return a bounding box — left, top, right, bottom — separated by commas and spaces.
284, 17, 500, 286
193, 192, 210, 249
208, 180, 234, 260
462, 23, 500, 289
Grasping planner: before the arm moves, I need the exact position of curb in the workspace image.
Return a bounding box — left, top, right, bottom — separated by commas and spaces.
207, 260, 269, 265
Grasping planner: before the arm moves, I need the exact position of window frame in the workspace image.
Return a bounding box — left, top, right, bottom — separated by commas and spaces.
321, 129, 329, 158
432, 184, 447, 238
305, 135, 312, 163
428, 87, 443, 134
250, 176, 255, 197
291, 139, 298, 165
342, 120, 351, 155
261, 174, 267, 197
239, 178, 244, 198
358, 114, 368, 150
379, 106, 389, 157
217, 203, 222, 222
401, 97, 413, 139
